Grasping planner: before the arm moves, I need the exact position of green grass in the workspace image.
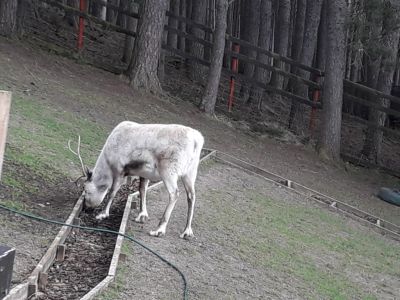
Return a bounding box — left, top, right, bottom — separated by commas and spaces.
0, 199, 26, 212
206, 189, 399, 300
3, 93, 108, 187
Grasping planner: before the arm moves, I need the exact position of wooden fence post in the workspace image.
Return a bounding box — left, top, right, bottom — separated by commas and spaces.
0, 91, 12, 181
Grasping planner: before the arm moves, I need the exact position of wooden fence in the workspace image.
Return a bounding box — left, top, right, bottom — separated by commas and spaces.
34, 0, 400, 142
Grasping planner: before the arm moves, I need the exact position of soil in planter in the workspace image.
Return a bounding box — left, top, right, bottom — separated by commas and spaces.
37, 180, 139, 300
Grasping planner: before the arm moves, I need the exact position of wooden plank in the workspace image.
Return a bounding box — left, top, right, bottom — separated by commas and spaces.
221, 68, 322, 108
343, 93, 400, 118
162, 44, 211, 67
26, 194, 84, 285
0, 91, 11, 181
225, 50, 321, 89
166, 10, 213, 34
164, 25, 213, 48
226, 35, 324, 76
344, 80, 400, 105
342, 112, 400, 138
214, 151, 400, 239
91, 0, 140, 19
80, 275, 114, 300
2, 282, 28, 300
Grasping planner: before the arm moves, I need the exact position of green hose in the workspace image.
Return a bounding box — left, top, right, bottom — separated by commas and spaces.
0, 204, 188, 300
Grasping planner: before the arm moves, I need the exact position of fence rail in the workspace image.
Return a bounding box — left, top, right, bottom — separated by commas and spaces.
34, 0, 400, 140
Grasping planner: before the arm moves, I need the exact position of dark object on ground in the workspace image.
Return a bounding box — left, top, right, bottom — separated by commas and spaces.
0, 245, 15, 299
377, 187, 400, 206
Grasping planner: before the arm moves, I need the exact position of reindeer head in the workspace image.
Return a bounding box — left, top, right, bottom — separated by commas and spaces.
68, 136, 108, 209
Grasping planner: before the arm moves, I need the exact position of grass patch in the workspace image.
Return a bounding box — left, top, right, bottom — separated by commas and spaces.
204, 188, 400, 299
0, 199, 26, 212
5, 93, 108, 179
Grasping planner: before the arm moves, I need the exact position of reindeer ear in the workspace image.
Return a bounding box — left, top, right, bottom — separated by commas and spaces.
85, 166, 93, 180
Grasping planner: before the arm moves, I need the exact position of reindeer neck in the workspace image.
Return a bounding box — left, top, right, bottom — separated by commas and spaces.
92, 152, 113, 187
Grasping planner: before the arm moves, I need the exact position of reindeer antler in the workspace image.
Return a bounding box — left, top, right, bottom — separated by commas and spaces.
68, 135, 87, 177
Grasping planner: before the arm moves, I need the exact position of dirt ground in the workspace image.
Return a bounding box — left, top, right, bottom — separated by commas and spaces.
97, 160, 400, 300
0, 36, 400, 296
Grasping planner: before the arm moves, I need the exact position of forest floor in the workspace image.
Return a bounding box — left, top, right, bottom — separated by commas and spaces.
0, 37, 399, 298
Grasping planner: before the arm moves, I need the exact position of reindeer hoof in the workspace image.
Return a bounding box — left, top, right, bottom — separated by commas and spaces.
95, 212, 109, 220
135, 213, 149, 223
149, 229, 165, 237
180, 228, 194, 239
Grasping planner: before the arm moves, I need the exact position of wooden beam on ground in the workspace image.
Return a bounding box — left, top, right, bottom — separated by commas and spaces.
0, 91, 11, 181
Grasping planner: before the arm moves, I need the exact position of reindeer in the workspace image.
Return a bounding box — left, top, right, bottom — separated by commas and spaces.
69, 121, 204, 238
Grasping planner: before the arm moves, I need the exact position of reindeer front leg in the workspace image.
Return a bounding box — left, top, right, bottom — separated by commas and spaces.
135, 177, 150, 223
149, 173, 179, 237
96, 178, 124, 220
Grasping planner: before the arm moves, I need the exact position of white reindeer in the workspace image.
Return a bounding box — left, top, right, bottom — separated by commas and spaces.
69, 121, 204, 238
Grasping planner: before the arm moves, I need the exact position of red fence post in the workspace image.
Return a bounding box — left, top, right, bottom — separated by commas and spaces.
309, 75, 321, 133
228, 43, 239, 112
77, 0, 86, 51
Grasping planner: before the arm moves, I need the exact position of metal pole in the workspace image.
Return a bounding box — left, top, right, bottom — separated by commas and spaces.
77, 0, 86, 51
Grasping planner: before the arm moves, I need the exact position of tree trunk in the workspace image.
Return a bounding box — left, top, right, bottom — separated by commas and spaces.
200, 0, 228, 114
106, 0, 119, 24
270, 0, 291, 90
362, 6, 400, 164
287, 0, 306, 92
127, 0, 168, 93
16, 0, 26, 36
90, 0, 103, 18
317, 0, 347, 161
122, 1, 138, 63
66, 0, 79, 27
291, 0, 306, 62
365, 1, 383, 89
250, 0, 273, 106
316, 0, 327, 71
240, 0, 261, 103
101, 0, 107, 20
178, 0, 186, 51
288, 0, 323, 136
185, 0, 192, 53
167, 0, 179, 49
189, 0, 208, 82
116, 0, 128, 27
0, 0, 18, 37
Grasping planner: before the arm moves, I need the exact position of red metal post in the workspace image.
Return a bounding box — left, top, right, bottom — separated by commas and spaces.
77, 0, 86, 51
309, 75, 321, 132
228, 43, 240, 112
